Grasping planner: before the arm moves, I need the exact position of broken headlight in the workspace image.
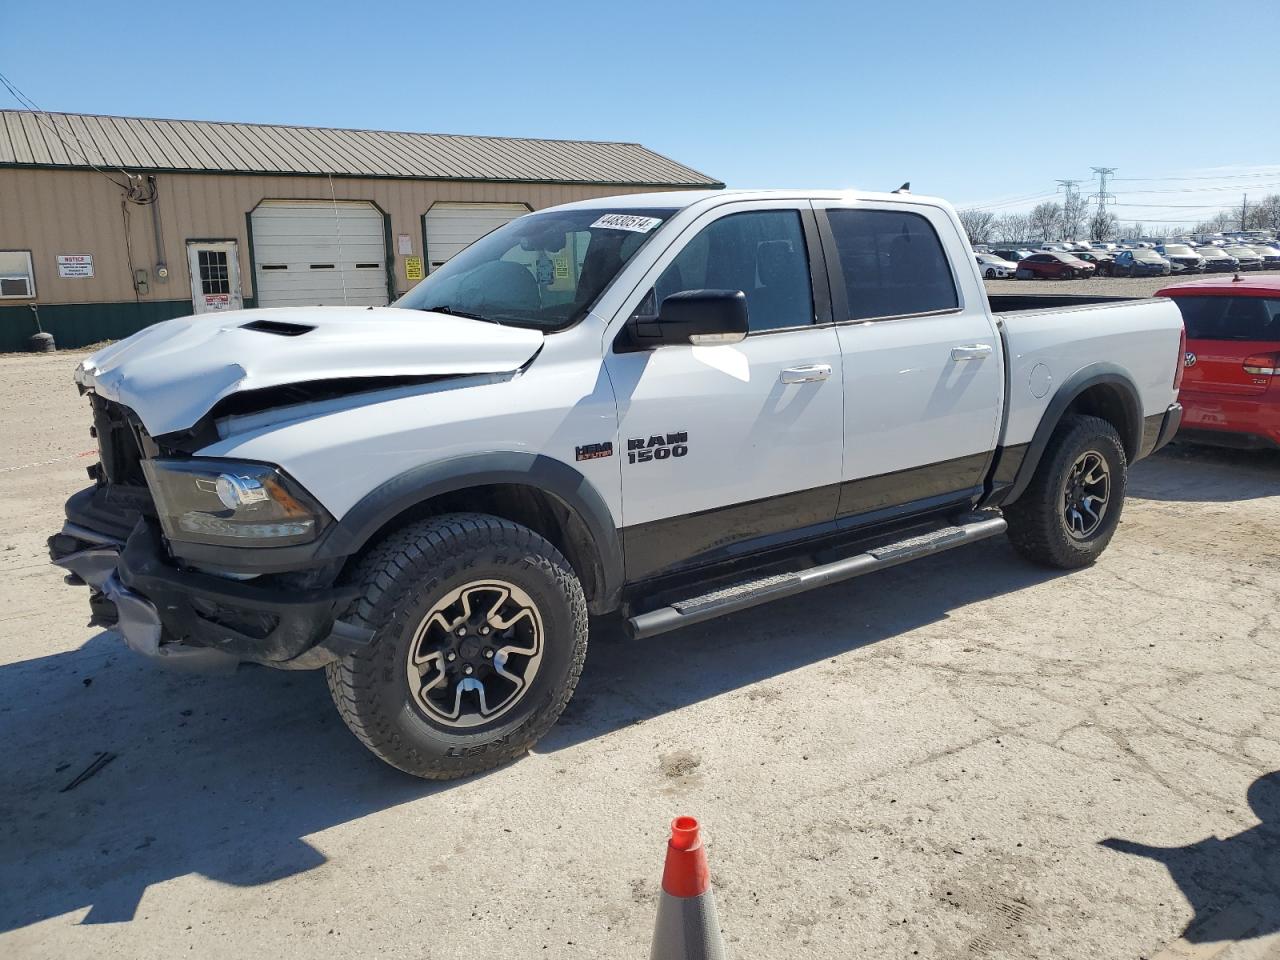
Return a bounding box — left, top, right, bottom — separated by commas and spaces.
141, 458, 329, 547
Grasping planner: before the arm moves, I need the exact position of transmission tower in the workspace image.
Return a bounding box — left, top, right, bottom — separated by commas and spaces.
1090, 167, 1117, 211
1055, 179, 1085, 241
1056, 178, 1084, 199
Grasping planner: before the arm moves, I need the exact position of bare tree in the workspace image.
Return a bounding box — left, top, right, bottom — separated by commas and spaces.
1062, 192, 1091, 241
1246, 194, 1280, 234
1028, 202, 1063, 241
993, 213, 1031, 243
1088, 208, 1118, 242
957, 208, 997, 245
1192, 211, 1238, 235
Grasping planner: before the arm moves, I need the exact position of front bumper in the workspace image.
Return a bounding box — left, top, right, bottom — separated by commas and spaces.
50, 519, 373, 673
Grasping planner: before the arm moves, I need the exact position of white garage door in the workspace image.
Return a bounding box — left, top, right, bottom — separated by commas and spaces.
424, 203, 530, 272
251, 200, 388, 308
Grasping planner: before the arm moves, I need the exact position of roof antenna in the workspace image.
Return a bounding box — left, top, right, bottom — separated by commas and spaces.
1232, 271, 1243, 282
893, 182, 911, 194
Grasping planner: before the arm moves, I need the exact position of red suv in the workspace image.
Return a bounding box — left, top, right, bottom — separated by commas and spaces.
1016, 252, 1096, 280
1158, 276, 1280, 449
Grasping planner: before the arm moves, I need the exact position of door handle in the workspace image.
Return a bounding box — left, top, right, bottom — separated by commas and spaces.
950, 344, 993, 362
780, 364, 832, 384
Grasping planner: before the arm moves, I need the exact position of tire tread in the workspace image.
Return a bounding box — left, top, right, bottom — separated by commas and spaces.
324, 513, 587, 780
1005, 414, 1127, 569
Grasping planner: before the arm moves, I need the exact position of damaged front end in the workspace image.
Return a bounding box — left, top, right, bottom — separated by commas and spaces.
49, 394, 372, 673
51, 305, 546, 672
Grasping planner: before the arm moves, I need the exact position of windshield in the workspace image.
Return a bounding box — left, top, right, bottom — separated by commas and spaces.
395, 207, 677, 330
1164, 245, 1195, 256
1135, 251, 1163, 261
1174, 296, 1280, 341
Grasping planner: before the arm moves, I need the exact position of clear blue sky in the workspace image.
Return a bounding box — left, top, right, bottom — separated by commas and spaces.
4, 1, 1278, 222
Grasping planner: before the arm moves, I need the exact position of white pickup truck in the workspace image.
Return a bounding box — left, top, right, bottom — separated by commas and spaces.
50, 188, 1185, 778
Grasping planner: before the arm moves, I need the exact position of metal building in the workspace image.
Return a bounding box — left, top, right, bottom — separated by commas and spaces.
0, 111, 720, 351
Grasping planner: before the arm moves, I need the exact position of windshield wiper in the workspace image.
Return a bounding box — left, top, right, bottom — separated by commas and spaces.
420, 304, 502, 325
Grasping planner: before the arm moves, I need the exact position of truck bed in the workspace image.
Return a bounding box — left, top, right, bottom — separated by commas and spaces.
987, 293, 1141, 313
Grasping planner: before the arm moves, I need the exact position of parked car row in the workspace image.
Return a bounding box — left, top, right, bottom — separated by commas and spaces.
978, 235, 1280, 280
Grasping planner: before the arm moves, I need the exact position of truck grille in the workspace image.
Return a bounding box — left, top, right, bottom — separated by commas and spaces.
89, 395, 150, 487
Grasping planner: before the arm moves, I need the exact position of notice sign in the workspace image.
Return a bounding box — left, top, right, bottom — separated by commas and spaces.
204, 294, 231, 311
56, 254, 94, 278
397, 233, 413, 255
404, 256, 424, 281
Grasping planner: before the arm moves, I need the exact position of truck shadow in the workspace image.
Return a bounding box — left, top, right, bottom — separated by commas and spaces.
1129, 442, 1280, 503
0, 537, 1063, 934
1100, 771, 1280, 944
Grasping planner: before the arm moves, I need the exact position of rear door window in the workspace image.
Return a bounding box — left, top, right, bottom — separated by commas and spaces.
1174, 296, 1280, 341
826, 210, 958, 320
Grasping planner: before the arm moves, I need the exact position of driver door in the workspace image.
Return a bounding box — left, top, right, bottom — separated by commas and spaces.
604, 201, 845, 582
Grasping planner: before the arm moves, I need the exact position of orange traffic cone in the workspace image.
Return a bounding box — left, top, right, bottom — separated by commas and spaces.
649, 816, 728, 960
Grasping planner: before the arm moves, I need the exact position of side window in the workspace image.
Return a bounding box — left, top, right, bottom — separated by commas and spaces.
653, 210, 814, 332
825, 209, 958, 321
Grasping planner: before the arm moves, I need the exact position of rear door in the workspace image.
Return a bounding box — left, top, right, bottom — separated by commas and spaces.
1175, 294, 1280, 397
815, 201, 1003, 524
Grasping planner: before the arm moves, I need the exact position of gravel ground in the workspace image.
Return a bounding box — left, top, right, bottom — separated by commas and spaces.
1, 352, 1279, 960
985, 267, 1280, 299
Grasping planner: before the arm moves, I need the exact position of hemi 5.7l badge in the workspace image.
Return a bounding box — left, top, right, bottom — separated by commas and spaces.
575, 442, 614, 462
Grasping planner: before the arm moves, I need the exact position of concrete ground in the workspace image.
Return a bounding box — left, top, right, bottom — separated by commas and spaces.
1, 350, 1278, 960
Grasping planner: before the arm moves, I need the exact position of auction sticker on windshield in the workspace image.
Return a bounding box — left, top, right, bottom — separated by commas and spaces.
590, 214, 662, 233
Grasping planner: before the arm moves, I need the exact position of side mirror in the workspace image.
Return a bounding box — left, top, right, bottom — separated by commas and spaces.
630, 289, 749, 348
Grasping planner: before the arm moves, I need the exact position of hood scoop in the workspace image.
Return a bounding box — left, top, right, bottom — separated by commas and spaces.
241, 318, 315, 337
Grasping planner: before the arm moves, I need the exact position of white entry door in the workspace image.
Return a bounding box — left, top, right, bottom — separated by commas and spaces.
186, 241, 243, 313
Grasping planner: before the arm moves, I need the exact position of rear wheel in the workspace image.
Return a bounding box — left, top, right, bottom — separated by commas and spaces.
325, 513, 588, 779
1005, 415, 1127, 569
985, 268, 996, 279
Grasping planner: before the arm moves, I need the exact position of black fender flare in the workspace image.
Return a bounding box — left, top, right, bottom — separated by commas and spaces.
323, 452, 625, 612
1003, 363, 1143, 505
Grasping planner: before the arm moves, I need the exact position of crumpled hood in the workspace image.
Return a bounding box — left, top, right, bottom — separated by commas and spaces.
76, 305, 544, 436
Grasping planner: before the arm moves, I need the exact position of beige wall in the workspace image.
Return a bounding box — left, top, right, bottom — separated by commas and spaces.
0, 167, 690, 306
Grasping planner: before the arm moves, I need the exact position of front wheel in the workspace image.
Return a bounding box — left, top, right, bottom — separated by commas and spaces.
985, 268, 996, 279
1004, 415, 1127, 569
326, 513, 588, 779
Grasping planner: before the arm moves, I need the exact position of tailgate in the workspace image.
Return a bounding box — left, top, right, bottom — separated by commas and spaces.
1184, 337, 1277, 397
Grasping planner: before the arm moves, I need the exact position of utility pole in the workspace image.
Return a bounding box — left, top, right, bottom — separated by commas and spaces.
1241, 194, 1248, 231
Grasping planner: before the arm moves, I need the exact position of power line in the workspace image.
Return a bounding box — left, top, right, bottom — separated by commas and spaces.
0, 70, 153, 202
1113, 170, 1280, 182
1111, 182, 1280, 195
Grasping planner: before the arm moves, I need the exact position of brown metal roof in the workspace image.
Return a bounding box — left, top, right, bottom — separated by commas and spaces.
0, 110, 722, 187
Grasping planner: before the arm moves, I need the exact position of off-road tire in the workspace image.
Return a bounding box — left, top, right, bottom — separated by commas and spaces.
325, 513, 588, 779
1005, 414, 1127, 569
